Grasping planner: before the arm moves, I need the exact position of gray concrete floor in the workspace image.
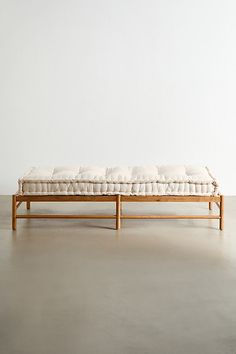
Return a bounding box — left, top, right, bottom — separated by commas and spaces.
0, 196, 236, 354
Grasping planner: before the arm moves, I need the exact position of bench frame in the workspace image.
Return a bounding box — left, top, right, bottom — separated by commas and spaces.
12, 194, 224, 230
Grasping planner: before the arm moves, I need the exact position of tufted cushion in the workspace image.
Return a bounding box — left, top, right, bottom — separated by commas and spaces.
18, 165, 219, 196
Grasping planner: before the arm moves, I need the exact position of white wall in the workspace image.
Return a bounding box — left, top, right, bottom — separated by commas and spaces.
0, 0, 235, 194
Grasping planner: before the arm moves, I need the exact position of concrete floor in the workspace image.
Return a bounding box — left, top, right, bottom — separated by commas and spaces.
0, 196, 236, 354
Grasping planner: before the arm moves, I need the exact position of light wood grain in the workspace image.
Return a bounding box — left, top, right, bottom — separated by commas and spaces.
12, 195, 16, 230
116, 195, 121, 230
121, 196, 220, 202
12, 194, 223, 230
121, 215, 220, 219
16, 214, 116, 219
16, 201, 22, 209
220, 195, 224, 230
16, 195, 116, 202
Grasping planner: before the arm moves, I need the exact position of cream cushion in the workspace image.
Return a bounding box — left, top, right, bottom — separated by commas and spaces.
18, 165, 219, 196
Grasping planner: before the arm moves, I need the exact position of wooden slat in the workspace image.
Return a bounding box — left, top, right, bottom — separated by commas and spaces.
121, 196, 220, 202
16, 195, 116, 202
121, 215, 220, 219
16, 214, 116, 219
16, 214, 220, 220
15, 195, 220, 203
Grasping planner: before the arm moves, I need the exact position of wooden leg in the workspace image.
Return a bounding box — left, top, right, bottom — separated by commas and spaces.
219, 195, 224, 231
116, 195, 121, 230
26, 201, 31, 210
12, 195, 17, 230
209, 202, 212, 210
